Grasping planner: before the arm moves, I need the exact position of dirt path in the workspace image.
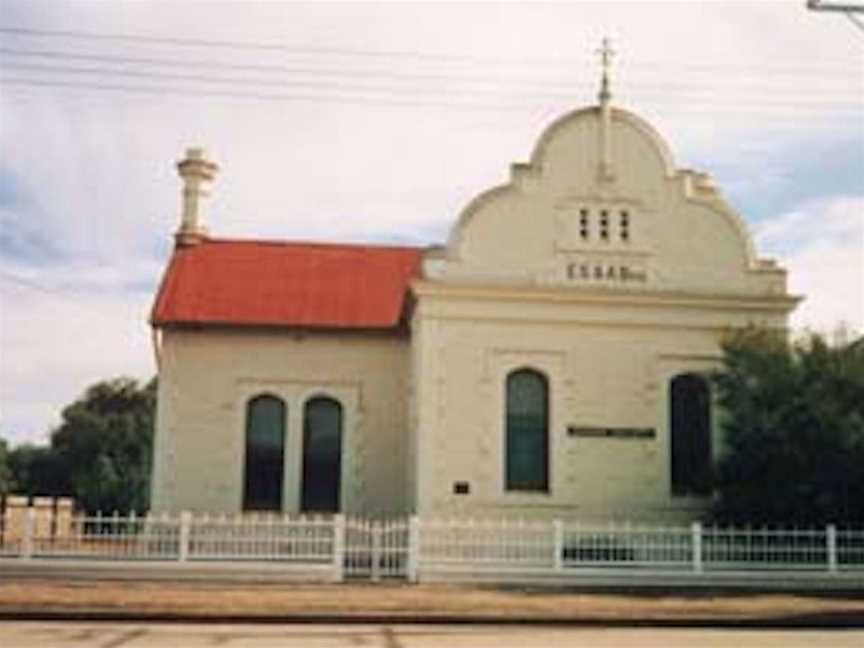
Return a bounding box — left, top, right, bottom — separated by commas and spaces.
1, 580, 863, 624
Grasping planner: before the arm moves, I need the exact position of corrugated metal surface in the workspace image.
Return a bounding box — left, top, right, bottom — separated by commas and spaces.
151, 238, 423, 329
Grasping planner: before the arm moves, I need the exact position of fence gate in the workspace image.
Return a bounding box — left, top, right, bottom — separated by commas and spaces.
344, 517, 410, 581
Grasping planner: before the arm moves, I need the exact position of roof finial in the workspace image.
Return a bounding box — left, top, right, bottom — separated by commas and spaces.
596, 37, 615, 105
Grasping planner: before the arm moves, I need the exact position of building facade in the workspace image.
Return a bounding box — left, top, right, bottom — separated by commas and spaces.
150, 78, 798, 522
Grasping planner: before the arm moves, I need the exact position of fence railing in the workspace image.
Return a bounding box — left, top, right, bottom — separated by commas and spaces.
415, 519, 864, 577
1, 510, 862, 582
0, 510, 343, 580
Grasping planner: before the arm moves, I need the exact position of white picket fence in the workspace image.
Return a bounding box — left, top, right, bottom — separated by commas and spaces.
0, 510, 342, 581
1, 511, 862, 584
416, 519, 864, 578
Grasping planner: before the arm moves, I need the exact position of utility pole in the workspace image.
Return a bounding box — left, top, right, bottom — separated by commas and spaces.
806, 0, 864, 32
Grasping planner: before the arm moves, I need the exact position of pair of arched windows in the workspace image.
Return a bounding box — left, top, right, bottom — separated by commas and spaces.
503, 369, 713, 497
242, 395, 343, 513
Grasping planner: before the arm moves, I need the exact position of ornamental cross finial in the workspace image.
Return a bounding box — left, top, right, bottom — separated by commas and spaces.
596, 37, 615, 105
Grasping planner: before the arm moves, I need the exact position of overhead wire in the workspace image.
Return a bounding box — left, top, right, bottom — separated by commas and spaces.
1, 24, 860, 125
3, 60, 860, 110
0, 61, 581, 102
0, 77, 549, 112
846, 11, 864, 32
0, 25, 857, 73
0, 47, 594, 89
0, 25, 593, 65
3, 78, 860, 127
0, 46, 858, 92
0, 268, 154, 300
0, 269, 63, 296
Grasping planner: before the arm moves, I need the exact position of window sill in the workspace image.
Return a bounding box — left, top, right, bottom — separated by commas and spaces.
504, 489, 551, 496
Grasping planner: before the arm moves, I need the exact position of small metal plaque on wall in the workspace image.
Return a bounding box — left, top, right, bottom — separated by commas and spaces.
567, 426, 655, 439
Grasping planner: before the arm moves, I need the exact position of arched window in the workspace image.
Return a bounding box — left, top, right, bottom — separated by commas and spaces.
669, 373, 712, 496
505, 369, 549, 492
243, 395, 286, 511
301, 396, 343, 512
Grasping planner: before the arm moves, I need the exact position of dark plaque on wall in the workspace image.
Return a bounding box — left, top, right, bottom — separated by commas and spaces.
453, 481, 470, 495
567, 426, 655, 439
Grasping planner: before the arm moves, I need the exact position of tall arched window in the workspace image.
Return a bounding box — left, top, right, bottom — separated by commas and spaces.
301, 396, 343, 513
669, 373, 712, 496
243, 394, 286, 511
505, 369, 549, 492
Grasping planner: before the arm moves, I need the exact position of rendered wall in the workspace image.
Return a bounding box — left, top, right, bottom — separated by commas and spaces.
411, 287, 791, 523
150, 329, 410, 515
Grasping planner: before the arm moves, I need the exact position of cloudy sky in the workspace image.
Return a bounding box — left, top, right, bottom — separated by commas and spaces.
1, 1, 862, 446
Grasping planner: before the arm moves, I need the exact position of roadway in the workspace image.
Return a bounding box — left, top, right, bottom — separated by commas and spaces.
2, 622, 863, 648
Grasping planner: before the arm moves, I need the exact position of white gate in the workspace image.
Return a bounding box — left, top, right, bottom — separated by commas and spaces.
344, 517, 411, 580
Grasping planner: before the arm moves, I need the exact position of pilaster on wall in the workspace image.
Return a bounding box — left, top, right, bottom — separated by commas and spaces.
412, 316, 441, 516
150, 373, 176, 513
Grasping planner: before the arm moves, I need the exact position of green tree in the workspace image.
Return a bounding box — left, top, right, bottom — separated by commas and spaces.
7, 443, 70, 496
710, 328, 864, 526
0, 437, 15, 495
51, 377, 157, 514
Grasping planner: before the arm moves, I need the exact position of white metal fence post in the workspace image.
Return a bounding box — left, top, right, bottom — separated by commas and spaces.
21, 507, 35, 560
407, 515, 420, 582
332, 514, 346, 583
691, 522, 703, 573
178, 511, 191, 562
553, 519, 564, 571
371, 522, 381, 582
827, 524, 838, 573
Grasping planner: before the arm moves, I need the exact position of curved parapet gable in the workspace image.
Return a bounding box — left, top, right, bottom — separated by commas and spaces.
530, 106, 677, 181
436, 104, 789, 300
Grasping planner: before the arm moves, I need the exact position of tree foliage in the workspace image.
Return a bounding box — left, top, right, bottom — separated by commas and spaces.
0, 437, 14, 495
711, 328, 864, 526
51, 378, 157, 514
6, 443, 70, 497
5, 378, 156, 514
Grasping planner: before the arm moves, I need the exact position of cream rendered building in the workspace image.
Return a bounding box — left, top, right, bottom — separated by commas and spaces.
150, 67, 798, 523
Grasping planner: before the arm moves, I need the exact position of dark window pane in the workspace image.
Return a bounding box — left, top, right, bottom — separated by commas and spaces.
301, 397, 343, 513
506, 370, 549, 491
243, 395, 286, 512
670, 374, 712, 496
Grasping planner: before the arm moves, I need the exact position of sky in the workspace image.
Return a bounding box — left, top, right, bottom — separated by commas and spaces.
1, 1, 862, 446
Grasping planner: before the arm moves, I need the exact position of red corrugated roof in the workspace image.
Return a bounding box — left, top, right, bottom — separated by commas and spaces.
151, 238, 424, 329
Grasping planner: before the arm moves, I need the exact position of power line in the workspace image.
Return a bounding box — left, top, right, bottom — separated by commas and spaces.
0, 77, 546, 112
0, 269, 156, 329
0, 269, 61, 296
0, 269, 137, 300
1, 47, 858, 90
846, 11, 864, 32
4, 61, 860, 108
0, 25, 856, 73
0, 62, 580, 102
0, 47, 590, 90
4, 76, 861, 121
0, 25, 586, 66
